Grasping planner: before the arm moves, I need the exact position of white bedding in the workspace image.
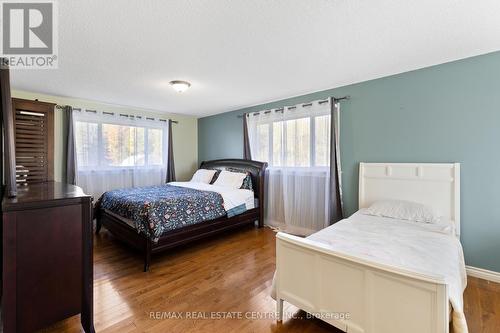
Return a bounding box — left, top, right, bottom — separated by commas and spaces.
273, 212, 468, 333
169, 181, 255, 212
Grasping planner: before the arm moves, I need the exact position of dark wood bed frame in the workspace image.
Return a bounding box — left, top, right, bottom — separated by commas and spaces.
95, 159, 267, 271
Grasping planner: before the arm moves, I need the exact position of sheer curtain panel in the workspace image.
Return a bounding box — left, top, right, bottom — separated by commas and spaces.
247, 99, 342, 235
73, 110, 169, 200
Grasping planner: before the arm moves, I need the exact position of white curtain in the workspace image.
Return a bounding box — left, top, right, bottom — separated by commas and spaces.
73, 110, 169, 200
248, 99, 339, 235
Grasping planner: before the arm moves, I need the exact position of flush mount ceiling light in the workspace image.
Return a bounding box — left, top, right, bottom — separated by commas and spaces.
169, 80, 191, 93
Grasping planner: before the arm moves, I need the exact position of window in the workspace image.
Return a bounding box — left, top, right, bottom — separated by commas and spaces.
255, 123, 269, 163
251, 113, 330, 168
74, 114, 167, 170
74, 121, 98, 167
284, 117, 311, 167
147, 128, 163, 165
314, 115, 331, 167
72, 110, 170, 200
246, 100, 339, 235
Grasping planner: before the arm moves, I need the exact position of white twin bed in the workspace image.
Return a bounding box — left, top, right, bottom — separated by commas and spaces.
274, 163, 468, 333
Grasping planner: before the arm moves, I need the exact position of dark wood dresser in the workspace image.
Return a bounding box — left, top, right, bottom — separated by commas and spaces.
2, 182, 94, 333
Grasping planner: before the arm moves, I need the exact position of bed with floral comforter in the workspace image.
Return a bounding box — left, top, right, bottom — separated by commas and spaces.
98, 184, 227, 242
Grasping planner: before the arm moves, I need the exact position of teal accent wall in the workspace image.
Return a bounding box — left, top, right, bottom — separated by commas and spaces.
198, 51, 500, 272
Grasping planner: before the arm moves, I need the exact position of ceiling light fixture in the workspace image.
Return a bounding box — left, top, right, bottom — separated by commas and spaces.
169, 80, 191, 93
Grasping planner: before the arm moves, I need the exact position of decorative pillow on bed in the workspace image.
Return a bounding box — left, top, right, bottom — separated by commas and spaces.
226, 167, 253, 191
212, 170, 248, 189
190, 169, 217, 184
240, 175, 253, 191
208, 169, 222, 184
361, 199, 441, 223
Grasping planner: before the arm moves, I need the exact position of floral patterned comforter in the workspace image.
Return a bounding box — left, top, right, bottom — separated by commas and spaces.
99, 184, 227, 242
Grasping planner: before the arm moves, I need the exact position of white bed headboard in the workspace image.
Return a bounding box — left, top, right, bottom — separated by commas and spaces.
359, 163, 460, 236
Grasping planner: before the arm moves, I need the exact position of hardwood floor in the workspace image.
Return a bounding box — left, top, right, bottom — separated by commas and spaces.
464, 276, 500, 333
41, 226, 499, 333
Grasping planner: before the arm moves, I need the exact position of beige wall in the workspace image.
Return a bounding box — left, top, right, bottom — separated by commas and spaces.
12, 90, 198, 182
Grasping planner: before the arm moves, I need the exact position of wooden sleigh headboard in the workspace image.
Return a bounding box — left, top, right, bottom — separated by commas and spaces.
199, 158, 268, 204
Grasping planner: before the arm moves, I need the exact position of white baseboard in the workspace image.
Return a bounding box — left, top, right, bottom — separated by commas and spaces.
466, 265, 500, 283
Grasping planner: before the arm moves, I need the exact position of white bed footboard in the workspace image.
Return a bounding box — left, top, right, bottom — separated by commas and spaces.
275, 232, 450, 333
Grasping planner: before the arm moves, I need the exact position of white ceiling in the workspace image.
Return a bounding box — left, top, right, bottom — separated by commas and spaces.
10, 0, 500, 117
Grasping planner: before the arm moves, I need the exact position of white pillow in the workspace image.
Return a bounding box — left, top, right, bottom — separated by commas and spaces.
190, 169, 217, 184
361, 200, 441, 223
212, 170, 247, 189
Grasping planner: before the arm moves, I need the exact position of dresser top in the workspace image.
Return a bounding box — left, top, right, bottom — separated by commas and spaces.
2, 181, 91, 211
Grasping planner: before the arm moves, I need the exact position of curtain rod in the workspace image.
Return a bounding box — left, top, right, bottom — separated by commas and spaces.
237, 95, 350, 118
333, 96, 350, 102
55, 104, 179, 124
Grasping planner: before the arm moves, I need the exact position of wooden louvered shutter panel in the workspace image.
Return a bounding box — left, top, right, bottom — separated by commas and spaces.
12, 98, 55, 185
